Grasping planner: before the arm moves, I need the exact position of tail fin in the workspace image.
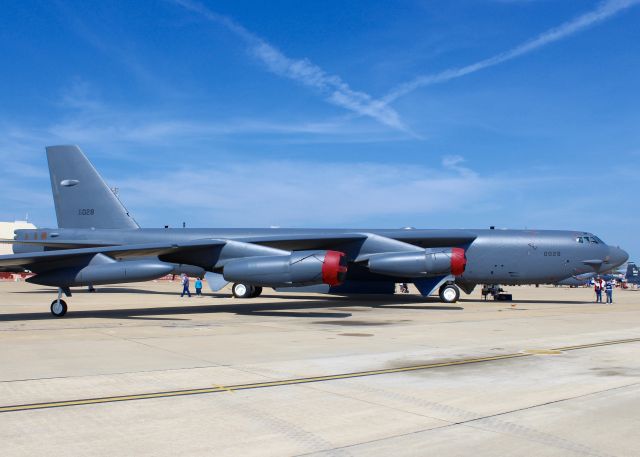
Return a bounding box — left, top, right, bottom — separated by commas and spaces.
46, 145, 139, 229
626, 262, 639, 283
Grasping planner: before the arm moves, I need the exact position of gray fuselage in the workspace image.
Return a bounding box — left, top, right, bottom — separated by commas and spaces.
13, 227, 627, 287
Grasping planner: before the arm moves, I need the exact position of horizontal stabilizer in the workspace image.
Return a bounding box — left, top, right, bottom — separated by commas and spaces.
0, 238, 117, 249
0, 239, 226, 272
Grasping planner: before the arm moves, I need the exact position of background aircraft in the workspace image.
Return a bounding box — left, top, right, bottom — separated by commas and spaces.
626, 262, 639, 285
0, 146, 628, 317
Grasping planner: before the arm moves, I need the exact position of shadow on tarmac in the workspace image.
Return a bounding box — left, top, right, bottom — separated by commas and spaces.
0, 291, 464, 322
12, 287, 184, 296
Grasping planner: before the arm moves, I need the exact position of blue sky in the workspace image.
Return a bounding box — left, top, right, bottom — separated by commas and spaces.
1, 0, 639, 258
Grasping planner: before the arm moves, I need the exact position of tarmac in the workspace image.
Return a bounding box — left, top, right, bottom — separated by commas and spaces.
1, 281, 639, 456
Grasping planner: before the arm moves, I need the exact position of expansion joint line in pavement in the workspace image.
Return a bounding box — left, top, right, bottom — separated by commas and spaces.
1, 336, 639, 414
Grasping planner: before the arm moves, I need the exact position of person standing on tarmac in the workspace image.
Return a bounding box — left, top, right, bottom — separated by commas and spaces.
594, 276, 604, 303
180, 274, 192, 298
605, 280, 613, 304
195, 277, 203, 297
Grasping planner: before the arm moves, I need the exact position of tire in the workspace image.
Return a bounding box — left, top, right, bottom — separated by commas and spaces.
251, 286, 263, 298
50, 299, 68, 317
439, 284, 460, 303
232, 283, 254, 299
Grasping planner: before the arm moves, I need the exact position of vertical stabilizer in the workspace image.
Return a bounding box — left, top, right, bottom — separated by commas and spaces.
626, 262, 639, 284
46, 145, 139, 229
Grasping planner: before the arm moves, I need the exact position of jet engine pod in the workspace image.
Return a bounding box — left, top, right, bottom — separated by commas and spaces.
222, 250, 347, 287
367, 247, 466, 278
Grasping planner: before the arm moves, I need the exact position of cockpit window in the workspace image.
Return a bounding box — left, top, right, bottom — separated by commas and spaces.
576, 236, 603, 244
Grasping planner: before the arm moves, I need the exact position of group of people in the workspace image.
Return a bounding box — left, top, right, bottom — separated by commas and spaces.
179, 274, 203, 297
593, 277, 614, 303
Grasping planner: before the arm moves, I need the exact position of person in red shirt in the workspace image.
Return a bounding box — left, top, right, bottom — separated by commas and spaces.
594, 276, 604, 303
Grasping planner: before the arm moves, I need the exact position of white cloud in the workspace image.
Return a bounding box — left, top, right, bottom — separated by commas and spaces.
383, 0, 640, 103
117, 158, 499, 227
172, 0, 407, 131
441, 155, 476, 178
26, 79, 400, 145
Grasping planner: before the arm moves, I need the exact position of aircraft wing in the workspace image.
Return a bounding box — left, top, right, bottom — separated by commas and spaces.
2, 230, 477, 252
0, 231, 476, 271
385, 230, 477, 248
1, 233, 371, 252
0, 240, 226, 272
235, 233, 369, 250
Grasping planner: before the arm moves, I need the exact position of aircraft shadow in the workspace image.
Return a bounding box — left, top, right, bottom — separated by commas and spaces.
13, 288, 439, 300
0, 301, 352, 322
12, 287, 186, 296
0, 296, 463, 322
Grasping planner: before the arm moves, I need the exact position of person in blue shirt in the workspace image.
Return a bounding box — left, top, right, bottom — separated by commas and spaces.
195, 277, 203, 297
605, 280, 613, 304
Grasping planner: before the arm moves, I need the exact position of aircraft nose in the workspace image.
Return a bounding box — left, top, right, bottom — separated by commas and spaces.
608, 246, 629, 268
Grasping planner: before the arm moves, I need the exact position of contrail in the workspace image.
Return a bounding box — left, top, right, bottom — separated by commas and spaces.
383, 0, 640, 103
173, 0, 406, 131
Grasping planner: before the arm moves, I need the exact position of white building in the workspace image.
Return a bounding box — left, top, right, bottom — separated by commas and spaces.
0, 221, 37, 255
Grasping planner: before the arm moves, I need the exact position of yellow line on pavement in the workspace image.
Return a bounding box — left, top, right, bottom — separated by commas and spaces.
553, 337, 640, 351
213, 384, 235, 394
1, 337, 638, 414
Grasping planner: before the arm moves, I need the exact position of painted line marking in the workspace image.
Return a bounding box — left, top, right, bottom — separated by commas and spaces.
523, 349, 563, 355
1, 337, 639, 414
213, 384, 235, 394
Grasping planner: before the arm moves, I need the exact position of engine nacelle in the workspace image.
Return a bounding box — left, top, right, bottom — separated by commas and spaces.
222, 250, 347, 287
367, 247, 466, 278
27, 254, 174, 287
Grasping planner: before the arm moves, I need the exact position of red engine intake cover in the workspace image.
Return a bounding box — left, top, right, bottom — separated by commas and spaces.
450, 247, 467, 276
322, 251, 348, 286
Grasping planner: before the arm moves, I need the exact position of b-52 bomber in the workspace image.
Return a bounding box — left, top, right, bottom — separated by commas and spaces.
0, 146, 629, 317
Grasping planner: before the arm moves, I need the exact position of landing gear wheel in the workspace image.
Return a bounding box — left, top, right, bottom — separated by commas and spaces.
250, 286, 263, 298
439, 284, 460, 303
50, 299, 68, 317
232, 283, 255, 299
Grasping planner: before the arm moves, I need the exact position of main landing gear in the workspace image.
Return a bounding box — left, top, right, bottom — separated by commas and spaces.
232, 283, 263, 299
50, 287, 71, 317
438, 283, 460, 303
